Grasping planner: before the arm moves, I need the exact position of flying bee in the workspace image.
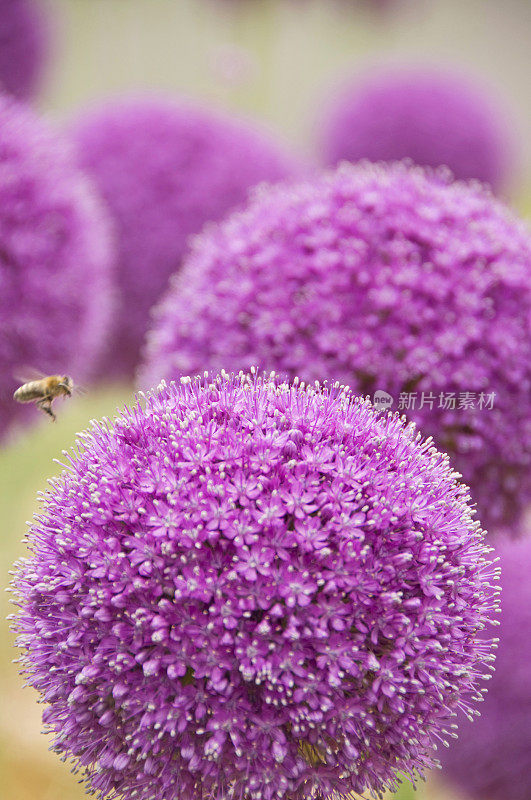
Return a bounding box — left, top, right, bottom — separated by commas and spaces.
13, 375, 74, 422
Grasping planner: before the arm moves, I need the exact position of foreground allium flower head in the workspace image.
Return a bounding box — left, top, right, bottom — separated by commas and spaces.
13, 371, 498, 800
141, 162, 531, 531
0, 0, 50, 99
69, 96, 299, 378
0, 95, 113, 441
442, 534, 531, 800
320, 67, 515, 192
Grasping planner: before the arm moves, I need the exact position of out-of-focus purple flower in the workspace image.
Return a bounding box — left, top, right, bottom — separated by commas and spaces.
320, 67, 516, 192
0, 95, 114, 441
141, 162, 531, 531
0, 0, 50, 100
69, 96, 300, 379
441, 534, 531, 800
13, 370, 497, 800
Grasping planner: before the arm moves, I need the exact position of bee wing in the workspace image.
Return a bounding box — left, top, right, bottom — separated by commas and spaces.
57, 379, 86, 397
12, 365, 47, 384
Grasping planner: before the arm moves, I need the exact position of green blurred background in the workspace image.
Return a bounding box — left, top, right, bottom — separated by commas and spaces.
2, 0, 530, 797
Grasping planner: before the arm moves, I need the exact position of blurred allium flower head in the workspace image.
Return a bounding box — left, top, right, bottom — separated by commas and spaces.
13, 370, 498, 800
0, 95, 114, 441
0, 0, 50, 99
320, 67, 516, 192
69, 96, 300, 379
442, 534, 531, 800
141, 162, 531, 531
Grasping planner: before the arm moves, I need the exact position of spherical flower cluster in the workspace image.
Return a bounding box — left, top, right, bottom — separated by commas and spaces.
69, 96, 299, 378
13, 371, 498, 800
0, 96, 114, 441
141, 162, 531, 531
319, 67, 515, 192
441, 534, 531, 800
0, 0, 50, 99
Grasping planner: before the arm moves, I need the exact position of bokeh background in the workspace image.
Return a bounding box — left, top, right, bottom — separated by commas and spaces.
1, 0, 530, 798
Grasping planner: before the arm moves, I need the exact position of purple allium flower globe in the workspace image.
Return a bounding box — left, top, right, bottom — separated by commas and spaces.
141, 162, 531, 532
320, 68, 515, 192
13, 371, 497, 800
441, 535, 531, 800
69, 96, 299, 379
0, 0, 50, 100
0, 95, 114, 441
